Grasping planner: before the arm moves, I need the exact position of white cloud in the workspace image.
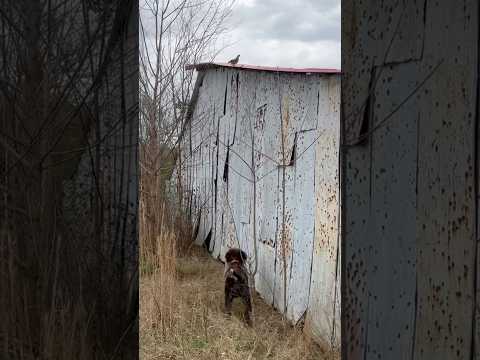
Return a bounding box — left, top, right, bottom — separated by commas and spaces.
140, 0, 341, 69
218, 0, 341, 68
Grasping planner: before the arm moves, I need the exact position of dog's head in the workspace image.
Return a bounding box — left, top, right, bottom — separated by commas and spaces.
225, 248, 248, 266
228, 259, 242, 271
224, 249, 249, 285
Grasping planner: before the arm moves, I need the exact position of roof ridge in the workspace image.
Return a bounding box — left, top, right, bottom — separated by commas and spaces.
185, 62, 341, 74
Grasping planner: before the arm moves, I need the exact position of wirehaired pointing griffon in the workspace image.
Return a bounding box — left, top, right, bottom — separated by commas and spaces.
223, 248, 252, 326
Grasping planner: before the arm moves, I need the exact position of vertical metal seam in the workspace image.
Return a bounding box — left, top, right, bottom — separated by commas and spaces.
305, 128, 318, 331
470, 4, 480, 357
412, 109, 421, 360
340, 71, 348, 360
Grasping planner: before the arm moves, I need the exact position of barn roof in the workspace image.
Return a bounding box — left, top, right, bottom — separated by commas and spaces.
185, 62, 341, 74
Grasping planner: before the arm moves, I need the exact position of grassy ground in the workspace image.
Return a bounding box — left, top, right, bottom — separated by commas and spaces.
140, 246, 339, 360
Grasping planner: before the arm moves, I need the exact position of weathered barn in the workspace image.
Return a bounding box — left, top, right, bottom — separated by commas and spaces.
342, 2, 479, 359
172, 62, 341, 347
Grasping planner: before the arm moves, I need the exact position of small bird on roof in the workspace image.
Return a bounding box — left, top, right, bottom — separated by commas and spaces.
228, 54, 240, 65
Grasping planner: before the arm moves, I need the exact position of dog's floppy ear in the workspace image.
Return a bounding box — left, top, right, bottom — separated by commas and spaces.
225, 248, 233, 263
240, 250, 248, 261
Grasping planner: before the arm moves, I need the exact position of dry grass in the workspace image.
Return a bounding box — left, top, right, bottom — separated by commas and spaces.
139, 138, 339, 360
0, 222, 136, 359
140, 246, 339, 360
0, 230, 91, 359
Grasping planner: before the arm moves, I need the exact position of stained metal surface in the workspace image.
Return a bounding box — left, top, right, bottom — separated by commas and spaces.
342, 1, 479, 359
307, 75, 341, 348
285, 129, 317, 322
172, 66, 341, 346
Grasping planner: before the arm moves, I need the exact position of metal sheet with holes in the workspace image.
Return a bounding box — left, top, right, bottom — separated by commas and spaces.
367, 62, 419, 360
286, 129, 317, 323
253, 82, 279, 305
307, 75, 341, 349
212, 114, 228, 259
273, 163, 295, 314
414, 2, 477, 357
255, 165, 278, 305
342, 1, 479, 359
192, 70, 221, 246
342, 0, 425, 145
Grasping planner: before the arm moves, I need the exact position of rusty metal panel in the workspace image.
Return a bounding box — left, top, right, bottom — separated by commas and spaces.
225, 70, 239, 146
227, 140, 252, 252
286, 129, 317, 323
368, 62, 419, 359
191, 69, 223, 246
414, 1, 477, 357
255, 242, 277, 305
221, 181, 239, 260
342, 0, 479, 359
255, 163, 279, 305
273, 163, 294, 314
273, 75, 320, 164
212, 114, 228, 259
224, 69, 275, 261
342, 133, 371, 360
279, 74, 321, 132
205, 75, 223, 252
342, 0, 425, 144
258, 74, 284, 167
192, 115, 208, 245
219, 67, 245, 258
189, 88, 208, 234
252, 78, 279, 305
307, 74, 341, 348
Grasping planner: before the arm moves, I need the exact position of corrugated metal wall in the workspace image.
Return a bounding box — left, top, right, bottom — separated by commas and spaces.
173, 67, 340, 347
342, 1, 478, 359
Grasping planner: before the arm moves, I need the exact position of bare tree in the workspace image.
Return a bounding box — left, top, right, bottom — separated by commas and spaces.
139, 0, 234, 258
139, 0, 233, 154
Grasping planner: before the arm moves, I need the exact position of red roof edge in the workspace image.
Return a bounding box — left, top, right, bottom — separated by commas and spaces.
185, 62, 341, 74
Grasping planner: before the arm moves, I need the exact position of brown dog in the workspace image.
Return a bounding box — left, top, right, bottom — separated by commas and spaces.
224, 248, 252, 326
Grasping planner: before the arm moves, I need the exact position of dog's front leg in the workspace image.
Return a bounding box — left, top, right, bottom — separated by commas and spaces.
224, 288, 233, 316
242, 288, 253, 326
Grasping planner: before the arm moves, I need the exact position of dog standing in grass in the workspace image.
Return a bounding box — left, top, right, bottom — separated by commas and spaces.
224, 248, 252, 326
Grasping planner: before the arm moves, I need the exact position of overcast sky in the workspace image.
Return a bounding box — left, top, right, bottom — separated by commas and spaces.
219, 0, 340, 69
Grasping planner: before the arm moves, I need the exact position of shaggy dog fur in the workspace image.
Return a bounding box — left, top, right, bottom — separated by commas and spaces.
224, 248, 252, 326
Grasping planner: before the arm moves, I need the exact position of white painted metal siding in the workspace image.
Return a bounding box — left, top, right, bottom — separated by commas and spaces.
307, 75, 341, 348
342, 1, 479, 359
172, 67, 341, 347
